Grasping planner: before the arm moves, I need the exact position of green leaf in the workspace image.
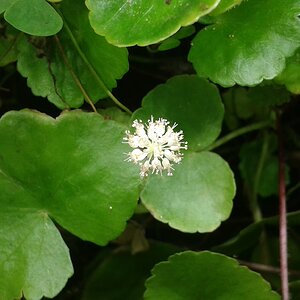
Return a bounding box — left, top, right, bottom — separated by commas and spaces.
16, 36, 81, 109
144, 251, 280, 299
247, 84, 291, 107
17, 0, 128, 109
213, 222, 264, 255
172, 25, 196, 40
189, 0, 300, 87
276, 48, 300, 94
0, 110, 140, 245
0, 25, 20, 67
81, 242, 179, 300
210, 0, 242, 16
214, 210, 300, 256
158, 38, 181, 51
141, 152, 235, 233
239, 135, 289, 197
132, 75, 224, 151
86, 0, 221, 47
0, 0, 15, 15
128, 75, 235, 233
98, 107, 131, 126
0, 211, 73, 300
4, 0, 63, 36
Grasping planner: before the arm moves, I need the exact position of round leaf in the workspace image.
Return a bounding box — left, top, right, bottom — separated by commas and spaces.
86, 0, 221, 47
0, 211, 73, 300
132, 75, 224, 151
189, 0, 300, 87
4, 0, 63, 36
141, 152, 235, 233
145, 251, 280, 300
0, 110, 140, 245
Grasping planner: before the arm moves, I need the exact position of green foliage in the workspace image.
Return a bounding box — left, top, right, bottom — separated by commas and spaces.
3, 0, 63, 36
133, 75, 224, 151
141, 151, 235, 232
0, 211, 73, 300
86, 0, 220, 46
0, 0, 299, 299
0, 110, 140, 245
145, 251, 280, 299
276, 48, 300, 94
189, 0, 300, 86
16, 0, 128, 109
81, 242, 179, 300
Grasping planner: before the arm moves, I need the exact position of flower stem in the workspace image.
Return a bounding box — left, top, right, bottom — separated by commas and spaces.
205, 121, 272, 151
277, 110, 289, 300
56, 7, 132, 115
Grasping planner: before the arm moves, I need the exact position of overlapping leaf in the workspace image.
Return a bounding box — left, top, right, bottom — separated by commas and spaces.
130, 75, 235, 233
276, 48, 300, 94
210, 0, 242, 16
189, 0, 300, 86
17, 0, 128, 109
144, 251, 280, 299
0, 110, 140, 299
3, 0, 62, 36
133, 75, 224, 151
86, 0, 221, 46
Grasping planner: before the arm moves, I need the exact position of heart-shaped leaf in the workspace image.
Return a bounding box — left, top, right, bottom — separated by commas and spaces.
189, 0, 300, 86
0, 110, 140, 245
144, 251, 280, 299
4, 0, 63, 36
86, 0, 221, 46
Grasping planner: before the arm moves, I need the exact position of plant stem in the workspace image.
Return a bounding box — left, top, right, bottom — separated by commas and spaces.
54, 35, 97, 113
277, 111, 289, 300
287, 180, 300, 196
57, 7, 132, 115
250, 132, 268, 223
205, 121, 271, 151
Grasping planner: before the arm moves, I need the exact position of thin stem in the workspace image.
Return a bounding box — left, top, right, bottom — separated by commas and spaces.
53, 35, 97, 113
205, 121, 271, 151
277, 110, 289, 300
287, 180, 300, 196
250, 132, 269, 223
56, 7, 132, 115
238, 260, 300, 276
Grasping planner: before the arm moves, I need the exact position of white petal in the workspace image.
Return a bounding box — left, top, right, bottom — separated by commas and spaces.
130, 148, 147, 162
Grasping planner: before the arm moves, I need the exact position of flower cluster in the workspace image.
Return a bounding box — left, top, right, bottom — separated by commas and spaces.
124, 116, 187, 177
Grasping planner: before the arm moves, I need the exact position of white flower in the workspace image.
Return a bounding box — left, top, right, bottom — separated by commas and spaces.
123, 116, 188, 177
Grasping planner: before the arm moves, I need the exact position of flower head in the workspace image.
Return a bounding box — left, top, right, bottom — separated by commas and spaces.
123, 116, 187, 177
